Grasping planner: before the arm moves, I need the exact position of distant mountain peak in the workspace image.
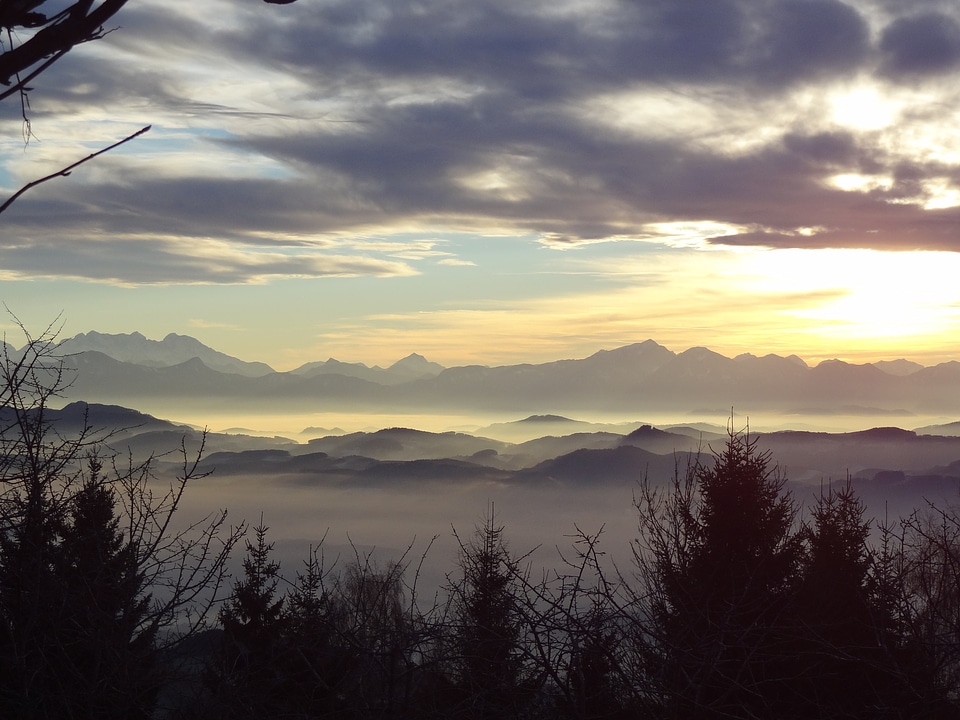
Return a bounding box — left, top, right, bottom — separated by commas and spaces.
733, 352, 809, 369
589, 339, 670, 357
388, 353, 444, 378
64, 331, 274, 377
873, 359, 924, 377
162, 332, 199, 343
681, 346, 724, 360
55, 334, 960, 418
76, 330, 145, 341
391, 352, 438, 365
847, 427, 918, 441
624, 424, 670, 438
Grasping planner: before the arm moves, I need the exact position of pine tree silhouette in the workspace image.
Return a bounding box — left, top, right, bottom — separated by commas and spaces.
213, 520, 287, 718
642, 422, 802, 719
450, 511, 531, 720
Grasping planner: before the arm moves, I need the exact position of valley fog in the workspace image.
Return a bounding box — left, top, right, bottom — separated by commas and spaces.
171, 468, 641, 597
156, 415, 960, 598
128, 405, 956, 440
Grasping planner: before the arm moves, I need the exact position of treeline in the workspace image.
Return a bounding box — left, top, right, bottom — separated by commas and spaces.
190, 431, 960, 720
5, 328, 960, 718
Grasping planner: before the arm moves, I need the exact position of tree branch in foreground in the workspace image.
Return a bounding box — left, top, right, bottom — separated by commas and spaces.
0, 124, 150, 215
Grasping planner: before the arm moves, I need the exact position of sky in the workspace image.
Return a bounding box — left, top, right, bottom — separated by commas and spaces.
3, 0, 960, 371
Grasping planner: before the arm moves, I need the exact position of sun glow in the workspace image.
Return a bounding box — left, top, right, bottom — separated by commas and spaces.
744, 248, 960, 353
829, 85, 900, 131
828, 173, 893, 193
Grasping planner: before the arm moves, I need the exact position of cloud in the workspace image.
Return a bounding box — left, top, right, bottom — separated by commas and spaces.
609, 0, 870, 87
0, 232, 418, 285
4, 0, 960, 283
879, 13, 960, 79
753, 0, 870, 84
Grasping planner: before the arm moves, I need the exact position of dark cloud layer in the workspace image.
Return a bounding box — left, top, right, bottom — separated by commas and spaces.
879, 13, 960, 78
220, 0, 873, 92
4, 0, 960, 284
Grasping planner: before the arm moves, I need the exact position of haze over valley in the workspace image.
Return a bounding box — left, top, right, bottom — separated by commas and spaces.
28, 330, 960, 438
12, 329, 960, 586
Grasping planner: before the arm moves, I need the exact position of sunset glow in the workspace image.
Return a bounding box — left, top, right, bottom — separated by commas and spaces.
3, 0, 960, 372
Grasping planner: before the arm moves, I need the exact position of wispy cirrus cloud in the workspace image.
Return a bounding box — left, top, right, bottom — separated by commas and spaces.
0, 232, 417, 285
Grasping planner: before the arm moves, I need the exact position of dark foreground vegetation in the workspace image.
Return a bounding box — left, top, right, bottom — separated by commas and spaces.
6, 327, 960, 719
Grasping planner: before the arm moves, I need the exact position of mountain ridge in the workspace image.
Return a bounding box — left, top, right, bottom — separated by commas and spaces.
63, 331, 275, 377
30, 332, 960, 417
37, 331, 941, 378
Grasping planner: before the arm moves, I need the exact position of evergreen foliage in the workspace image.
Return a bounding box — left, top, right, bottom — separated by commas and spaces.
637, 423, 801, 718
55, 458, 157, 718
789, 481, 905, 717
0, 321, 241, 719
448, 511, 534, 720
0, 454, 159, 718
212, 521, 287, 717
198, 424, 960, 720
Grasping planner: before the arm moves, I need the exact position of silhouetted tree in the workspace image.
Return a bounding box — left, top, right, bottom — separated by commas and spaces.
0, 320, 242, 718
790, 480, 907, 717
447, 512, 535, 720
334, 555, 417, 717
519, 525, 648, 720
635, 421, 802, 719
51, 455, 156, 718
562, 597, 624, 720
279, 543, 347, 718
886, 502, 960, 716
0, 0, 131, 103
0, 0, 298, 104
211, 520, 289, 718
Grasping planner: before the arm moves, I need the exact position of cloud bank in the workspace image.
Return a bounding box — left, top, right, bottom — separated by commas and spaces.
2, 0, 960, 284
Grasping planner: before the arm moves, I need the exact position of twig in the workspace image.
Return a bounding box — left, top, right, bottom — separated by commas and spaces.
0, 124, 151, 215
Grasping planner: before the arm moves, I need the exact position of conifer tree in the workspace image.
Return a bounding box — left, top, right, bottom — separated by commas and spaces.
636, 421, 801, 719
790, 481, 902, 716
449, 512, 531, 720
55, 456, 156, 718
213, 520, 287, 718
0, 453, 158, 718
280, 545, 345, 717
0, 322, 242, 718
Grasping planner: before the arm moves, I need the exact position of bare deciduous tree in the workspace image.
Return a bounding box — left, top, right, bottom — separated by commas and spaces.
0, 318, 243, 717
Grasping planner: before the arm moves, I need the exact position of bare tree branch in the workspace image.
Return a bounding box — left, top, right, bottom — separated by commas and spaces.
0, 124, 150, 215
0, 0, 132, 100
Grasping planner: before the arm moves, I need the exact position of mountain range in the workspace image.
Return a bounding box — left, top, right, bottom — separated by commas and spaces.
17, 331, 960, 417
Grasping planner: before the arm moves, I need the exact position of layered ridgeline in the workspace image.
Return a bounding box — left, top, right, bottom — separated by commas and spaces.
19, 331, 960, 415
22, 401, 960, 522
